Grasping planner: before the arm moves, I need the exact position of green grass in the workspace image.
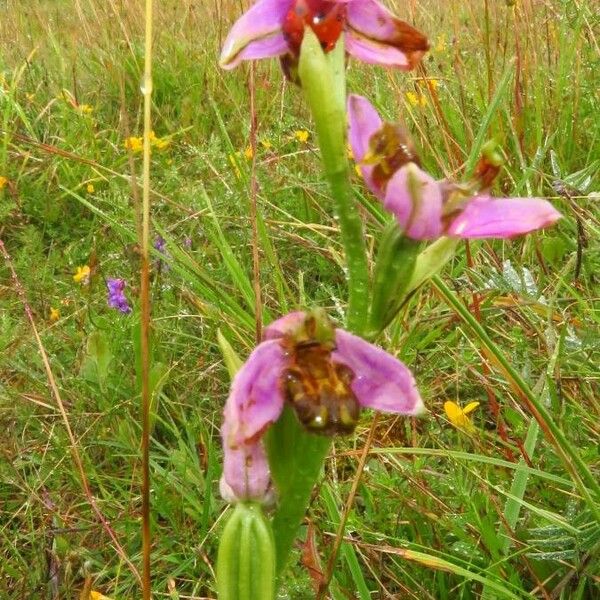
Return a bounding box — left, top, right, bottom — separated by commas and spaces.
1, 0, 599, 598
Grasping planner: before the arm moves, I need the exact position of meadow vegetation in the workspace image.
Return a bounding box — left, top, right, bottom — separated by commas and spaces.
0, 0, 599, 597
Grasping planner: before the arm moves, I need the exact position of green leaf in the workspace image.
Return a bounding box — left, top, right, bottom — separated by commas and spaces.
265, 406, 330, 577
80, 330, 112, 390
367, 223, 421, 338
217, 329, 243, 379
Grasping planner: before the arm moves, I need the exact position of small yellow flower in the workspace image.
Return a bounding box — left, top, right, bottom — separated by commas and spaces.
418, 78, 439, 91
0, 176, 8, 190
433, 34, 447, 55
49, 307, 60, 322
78, 104, 94, 114
405, 91, 428, 108
90, 592, 114, 600
243, 145, 254, 160
294, 129, 309, 144
444, 400, 480, 432
124, 136, 143, 153
86, 183, 95, 194
73, 265, 91, 285
148, 131, 170, 150
260, 139, 272, 150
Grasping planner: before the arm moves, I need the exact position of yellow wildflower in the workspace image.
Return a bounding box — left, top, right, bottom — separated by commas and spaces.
0, 176, 8, 190
418, 78, 440, 91
49, 307, 60, 322
124, 136, 143, 153
90, 592, 114, 600
260, 139, 272, 150
444, 401, 480, 432
405, 91, 428, 108
154, 137, 170, 150
433, 34, 447, 55
243, 145, 254, 160
78, 104, 94, 114
294, 129, 309, 144
73, 265, 91, 285
86, 183, 95, 194
149, 131, 170, 150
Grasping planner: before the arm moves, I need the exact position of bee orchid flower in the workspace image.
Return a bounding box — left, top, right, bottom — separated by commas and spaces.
219, 0, 429, 71
347, 94, 562, 240
220, 310, 424, 502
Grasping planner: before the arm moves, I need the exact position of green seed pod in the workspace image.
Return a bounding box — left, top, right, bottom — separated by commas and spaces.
216, 502, 276, 600
367, 222, 421, 338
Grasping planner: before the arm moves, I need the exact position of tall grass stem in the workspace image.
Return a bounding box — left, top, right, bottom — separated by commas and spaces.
141, 0, 154, 596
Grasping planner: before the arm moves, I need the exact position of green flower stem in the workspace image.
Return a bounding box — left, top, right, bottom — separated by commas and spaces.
298, 30, 369, 335
432, 275, 600, 522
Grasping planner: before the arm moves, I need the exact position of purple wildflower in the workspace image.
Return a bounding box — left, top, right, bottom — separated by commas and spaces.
347, 94, 562, 240
220, 310, 424, 502
220, 0, 429, 71
153, 235, 170, 272
153, 235, 166, 253
106, 278, 132, 314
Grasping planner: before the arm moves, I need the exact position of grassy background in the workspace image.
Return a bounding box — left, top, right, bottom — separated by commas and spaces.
1, 0, 599, 598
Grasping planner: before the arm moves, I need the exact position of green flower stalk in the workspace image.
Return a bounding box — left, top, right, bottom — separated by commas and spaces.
297, 28, 369, 335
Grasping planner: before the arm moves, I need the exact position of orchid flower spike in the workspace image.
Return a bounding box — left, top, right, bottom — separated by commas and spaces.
347, 94, 562, 240
220, 0, 429, 71
220, 310, 425, 502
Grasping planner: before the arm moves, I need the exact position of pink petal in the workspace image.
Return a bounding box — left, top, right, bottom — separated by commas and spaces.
333, 329, 425, 415
384, 163, 444, 240
447, 196, 562, 239
263, 311, 306, 340
220, 429, 272, 502
346, 0, 429, 70
347, 94, 384, 199
220, 0, 293, 69
223, 339, 286, 446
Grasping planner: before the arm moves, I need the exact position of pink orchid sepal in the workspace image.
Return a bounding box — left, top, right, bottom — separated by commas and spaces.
219, 310, 424, 503
220, 0, 429, 71
347, 94, 562, 241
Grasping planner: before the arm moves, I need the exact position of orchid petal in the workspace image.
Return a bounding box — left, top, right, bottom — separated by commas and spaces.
447, 196, 562, 239
347, 94, 384, 199
333, 329, 425, 415
223, 339, 286, 446
263, 311, 306, 340
384, 163, 444, 239
220, 0, 293, 69
220, 428, 272, 502
346, 0, 429, 70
